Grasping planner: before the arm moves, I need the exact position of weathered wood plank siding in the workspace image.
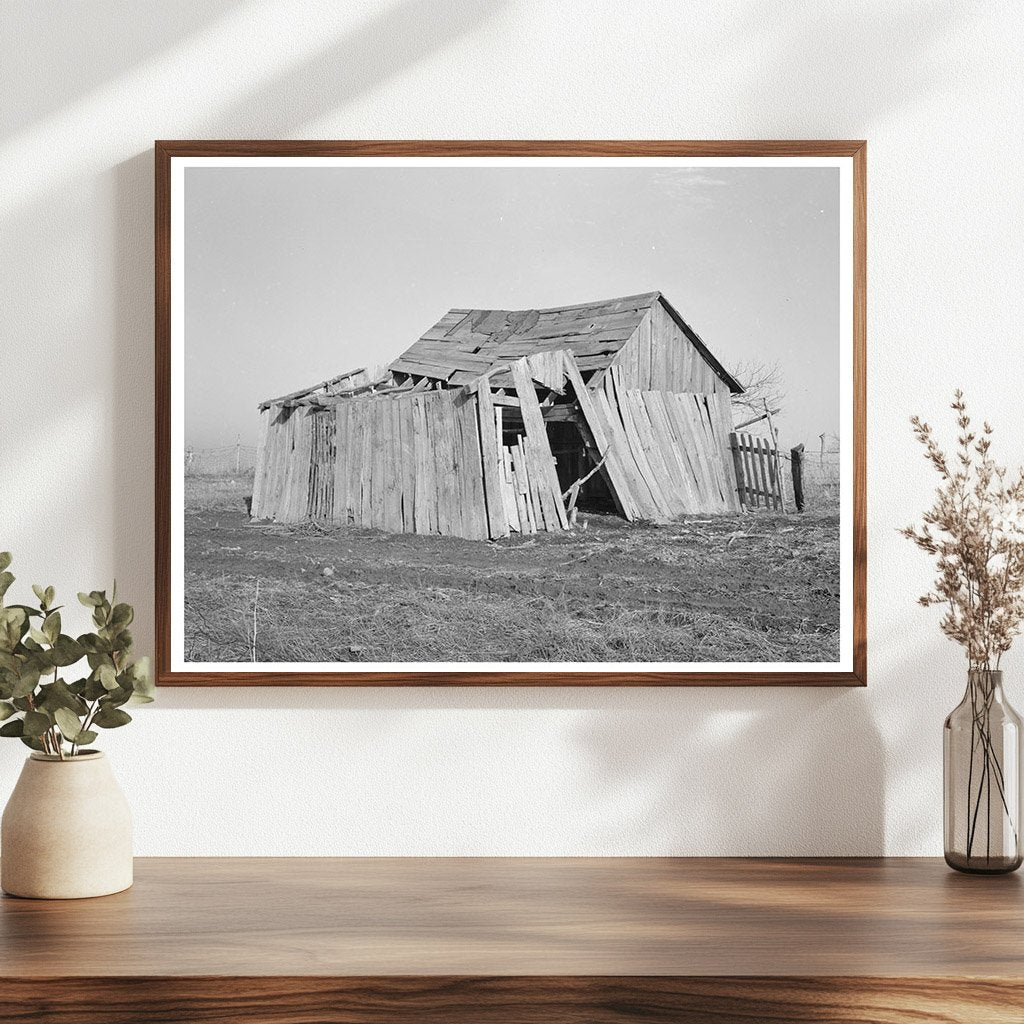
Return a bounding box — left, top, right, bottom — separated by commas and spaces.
250, 408, 272, 517
278, 407, 314, 524
253, 384, 559, 540
251, 341, 741, 538
512, 358, 568, 531
474, 383, 509, 539
576, 372, 739, 520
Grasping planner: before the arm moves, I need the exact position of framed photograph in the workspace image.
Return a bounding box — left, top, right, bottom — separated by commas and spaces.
156, 141, 865, 686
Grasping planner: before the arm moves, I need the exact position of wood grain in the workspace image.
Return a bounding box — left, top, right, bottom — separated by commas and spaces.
3, 857, 1021, 977
155, 140, 867, 687
155, 139, 868, 158
1, 858, 1020, 1023
1, 976, 1021, 1024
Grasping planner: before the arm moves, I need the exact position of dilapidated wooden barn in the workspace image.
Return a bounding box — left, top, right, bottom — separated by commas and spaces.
251, 291, 746, 539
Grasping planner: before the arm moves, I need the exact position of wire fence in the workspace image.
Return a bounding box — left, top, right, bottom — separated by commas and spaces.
790, 434, 840, 507
792, 450, 840, 507
186, 435, 841, 509
185, 443, 257, 477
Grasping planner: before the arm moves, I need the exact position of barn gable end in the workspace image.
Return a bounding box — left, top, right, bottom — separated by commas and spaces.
606, 295, 741, 398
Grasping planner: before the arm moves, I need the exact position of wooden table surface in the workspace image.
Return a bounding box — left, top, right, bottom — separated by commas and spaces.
2, 857, 1023, 1023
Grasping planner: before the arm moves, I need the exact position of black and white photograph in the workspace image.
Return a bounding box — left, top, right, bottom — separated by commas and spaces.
161, 146, 861, 683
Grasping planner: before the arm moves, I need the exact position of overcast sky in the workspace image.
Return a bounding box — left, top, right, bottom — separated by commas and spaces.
184, 164, 839, 450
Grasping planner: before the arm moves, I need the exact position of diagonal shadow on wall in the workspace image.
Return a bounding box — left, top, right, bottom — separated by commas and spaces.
0, 1, 243, 138
201, 0, 504, 137
110, 0, 510, 660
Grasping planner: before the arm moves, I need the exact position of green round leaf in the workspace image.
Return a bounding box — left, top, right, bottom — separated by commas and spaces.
42, 611, 60, 644
93, 705, 132, 729
53, 707, 84, 741
49, 635, 85, 668
83, 675, 108, 701
37, 678, 87, 715
104, 685, 132, 708
80, 635, 112, 656
110, 604, 134, 629
23, 710, 52, 738
0, 605, 27, 644
11, 666, 41, 700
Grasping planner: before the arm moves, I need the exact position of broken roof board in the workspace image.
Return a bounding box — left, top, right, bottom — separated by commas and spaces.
391, 292, 743, 395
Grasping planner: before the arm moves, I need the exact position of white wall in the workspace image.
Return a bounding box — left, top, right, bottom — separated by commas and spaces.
1, 0, 1022, 855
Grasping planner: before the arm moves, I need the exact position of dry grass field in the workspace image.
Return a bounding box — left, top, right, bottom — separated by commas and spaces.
183, 474, 841, 665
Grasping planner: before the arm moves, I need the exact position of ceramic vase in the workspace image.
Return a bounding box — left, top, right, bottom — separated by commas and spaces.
1, 751, 133, 898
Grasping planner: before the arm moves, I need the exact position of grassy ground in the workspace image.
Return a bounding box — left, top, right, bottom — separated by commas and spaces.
183, 474, 840, 665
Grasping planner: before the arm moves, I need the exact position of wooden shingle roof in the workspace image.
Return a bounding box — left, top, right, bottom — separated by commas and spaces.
388, 291, 742, 393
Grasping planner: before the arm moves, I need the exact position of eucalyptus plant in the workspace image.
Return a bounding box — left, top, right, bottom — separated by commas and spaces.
0, 552, 153, 759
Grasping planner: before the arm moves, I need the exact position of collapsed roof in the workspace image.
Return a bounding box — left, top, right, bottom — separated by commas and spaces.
389, 291, 744, 393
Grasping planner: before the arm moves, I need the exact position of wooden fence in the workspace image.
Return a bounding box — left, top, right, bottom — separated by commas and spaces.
729, 431, 784, 510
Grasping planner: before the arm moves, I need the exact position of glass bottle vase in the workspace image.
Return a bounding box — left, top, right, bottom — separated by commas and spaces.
944, 669, 1023, 873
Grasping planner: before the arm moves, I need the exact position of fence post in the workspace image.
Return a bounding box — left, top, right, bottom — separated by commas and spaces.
766, 439, 780, 511
762, 400, 787, 513
791, 444, 805, 512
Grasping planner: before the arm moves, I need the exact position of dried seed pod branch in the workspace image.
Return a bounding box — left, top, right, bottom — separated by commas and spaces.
903, 391, 1024, 670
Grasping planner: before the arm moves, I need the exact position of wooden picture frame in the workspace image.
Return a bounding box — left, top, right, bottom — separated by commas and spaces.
156, 140, 866, 686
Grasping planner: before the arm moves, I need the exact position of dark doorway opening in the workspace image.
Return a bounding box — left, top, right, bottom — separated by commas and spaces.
545, 418, 616, 513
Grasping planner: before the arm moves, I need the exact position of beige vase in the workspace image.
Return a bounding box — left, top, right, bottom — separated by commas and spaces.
1, 751, 133, 899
